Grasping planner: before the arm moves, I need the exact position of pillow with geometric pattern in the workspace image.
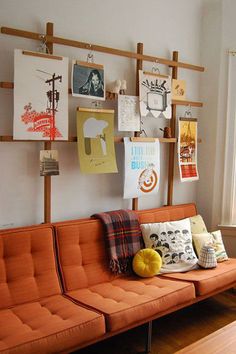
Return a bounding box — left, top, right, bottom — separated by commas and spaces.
192, 230, 228, 262
140, 218, 198, 273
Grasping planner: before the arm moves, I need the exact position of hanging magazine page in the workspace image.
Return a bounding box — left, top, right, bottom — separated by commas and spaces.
14, 49, 68, 140
123, 137, 160, 198
178, 118, 199, 182
139, 70, 171, 119
77, 108, 117, 174
72, 61, 105, 100
118, 94, 140, 131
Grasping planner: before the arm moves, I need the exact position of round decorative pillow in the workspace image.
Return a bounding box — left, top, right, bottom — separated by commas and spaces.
132, 248, 162, 277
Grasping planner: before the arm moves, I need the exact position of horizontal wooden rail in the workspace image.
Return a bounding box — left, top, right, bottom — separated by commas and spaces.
0, 135, 177, 143
1, 26, 204, 72
0, 82, 203, 107
0, 82, 13, 89
0, 135, 202, 143
172, 99, 203, 107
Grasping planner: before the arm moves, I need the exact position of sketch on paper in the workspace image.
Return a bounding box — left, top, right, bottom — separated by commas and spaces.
72, 61, 105, 100
172, 79, 186, 101
178, 118, 199, 182
14, 49, 68, 140
118, 95, 140, 131
139, 70, 171, 119
123, 137, 160, 199
77, 109, 117, 174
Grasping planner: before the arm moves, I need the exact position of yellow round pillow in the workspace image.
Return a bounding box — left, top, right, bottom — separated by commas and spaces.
132, 248, 162, 277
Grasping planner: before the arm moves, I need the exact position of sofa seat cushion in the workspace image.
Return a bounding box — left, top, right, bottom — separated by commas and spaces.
161, 259, 236, 296
67, 276, 195, 332
0, 295, 105, 354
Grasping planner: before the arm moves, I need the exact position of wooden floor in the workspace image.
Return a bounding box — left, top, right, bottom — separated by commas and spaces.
75, 290, 236, 354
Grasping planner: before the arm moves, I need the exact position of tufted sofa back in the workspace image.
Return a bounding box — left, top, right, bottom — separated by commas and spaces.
54, 203, 197, 292
0, 224, 61, 309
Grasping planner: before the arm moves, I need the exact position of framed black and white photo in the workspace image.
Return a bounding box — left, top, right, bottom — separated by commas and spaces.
40, 150, 59, 176
71, 60, 105, 100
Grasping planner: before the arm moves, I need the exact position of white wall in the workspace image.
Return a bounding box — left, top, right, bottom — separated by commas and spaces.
197, 0, 223, 228
0, 0, 203, 227
198, 0, 236, 229
197, 0, 236, 255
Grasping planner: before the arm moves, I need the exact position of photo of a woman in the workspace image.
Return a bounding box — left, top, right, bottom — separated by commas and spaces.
72, 61, 105, 100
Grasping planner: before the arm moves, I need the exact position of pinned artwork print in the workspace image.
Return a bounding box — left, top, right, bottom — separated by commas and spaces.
172, 79, 186, 101
139, 70, 171, 119
123, 137, 160, 199
14, 49, 68, 140
178, 118, 199, 182
77, 108, 117, 174
40, 150, 59, 176
118, 95, 140, 132
72, 61, 105, 100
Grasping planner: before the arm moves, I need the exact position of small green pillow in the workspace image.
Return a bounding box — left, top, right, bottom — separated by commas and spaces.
132, 248, 162, 278
190, 215, 207, 234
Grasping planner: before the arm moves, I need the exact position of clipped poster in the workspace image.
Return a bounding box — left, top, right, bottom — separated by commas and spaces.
77, 108, 117, 174
123, 137, 160, 199
139, 70, 171, 119
14, 49, 68, 140
178, 118, 199, 182
118, 94, 140, 131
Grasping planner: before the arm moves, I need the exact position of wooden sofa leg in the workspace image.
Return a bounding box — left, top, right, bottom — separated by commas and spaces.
145, 321, 152, 354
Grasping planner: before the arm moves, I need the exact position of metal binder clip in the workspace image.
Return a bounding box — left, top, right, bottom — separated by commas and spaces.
184, 104, 193, 118
37, 35, 50, 54
91, 100, 102, 109
87, 44, 94, 63
151, 60, 160, 75
140, 119, 147, 137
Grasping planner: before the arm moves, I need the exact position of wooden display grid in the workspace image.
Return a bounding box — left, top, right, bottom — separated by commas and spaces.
0, 22, 204, 222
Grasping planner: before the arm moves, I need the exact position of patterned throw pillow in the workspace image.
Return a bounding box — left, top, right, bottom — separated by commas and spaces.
192, 230, 228, 262
189, 215, 207, 234
140, 218, 198, 273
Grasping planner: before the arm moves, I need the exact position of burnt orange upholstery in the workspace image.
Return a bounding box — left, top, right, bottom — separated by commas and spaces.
54, 203, 197, 292
0, 295, 105, 353
0, 225, 61, 308
54, 206, 197, 332
1, 203, 235, 353
162, 259, 236, 296
0, 225, 106, 353
54, 220, 117, 291
135, 203, 197, 224
66, 277, 195, 332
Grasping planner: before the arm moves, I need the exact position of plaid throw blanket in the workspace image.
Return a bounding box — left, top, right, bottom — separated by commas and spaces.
92, 209, 144, 274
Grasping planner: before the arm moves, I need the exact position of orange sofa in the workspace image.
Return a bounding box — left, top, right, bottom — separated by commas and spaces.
0, 203, 236, 354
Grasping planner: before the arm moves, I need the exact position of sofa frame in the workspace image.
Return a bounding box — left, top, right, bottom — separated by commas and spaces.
0, 203, 236, 354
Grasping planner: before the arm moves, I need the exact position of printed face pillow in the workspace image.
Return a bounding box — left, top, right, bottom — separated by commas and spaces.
140, 218, 198, 273
192, 230, 228, 262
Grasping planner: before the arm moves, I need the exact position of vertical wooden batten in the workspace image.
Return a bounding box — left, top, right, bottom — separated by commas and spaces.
44, 22, 54, 223
167, 51, 179, 206
132, 42, 143, 211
